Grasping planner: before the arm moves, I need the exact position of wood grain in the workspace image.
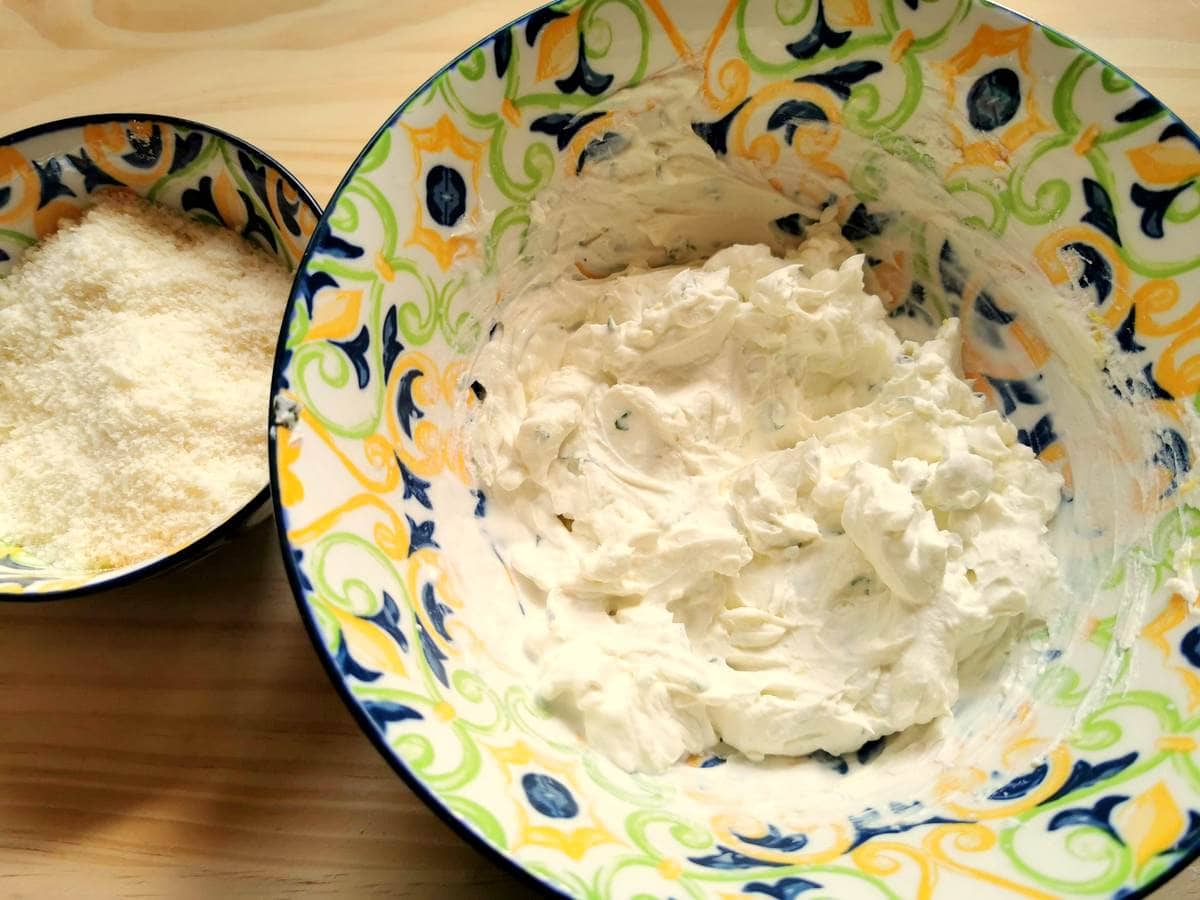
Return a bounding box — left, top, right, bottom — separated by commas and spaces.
1, 1, 1198, 897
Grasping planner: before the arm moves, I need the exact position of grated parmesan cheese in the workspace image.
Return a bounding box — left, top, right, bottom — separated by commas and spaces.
0, 192, 292, 572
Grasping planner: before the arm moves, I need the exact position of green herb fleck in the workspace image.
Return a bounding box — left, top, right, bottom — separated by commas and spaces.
848, 574, 873, 595
614, 411, 631, 431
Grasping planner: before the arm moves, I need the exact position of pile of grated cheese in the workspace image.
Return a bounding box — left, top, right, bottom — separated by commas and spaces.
0, 192, 292, 572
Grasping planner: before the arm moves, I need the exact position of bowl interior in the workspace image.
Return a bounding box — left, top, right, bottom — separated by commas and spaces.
273, 2, 1200, 896
0, 115, 319, 598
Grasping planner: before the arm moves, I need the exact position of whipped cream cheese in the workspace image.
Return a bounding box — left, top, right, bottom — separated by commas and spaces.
468, 225, 1063, 774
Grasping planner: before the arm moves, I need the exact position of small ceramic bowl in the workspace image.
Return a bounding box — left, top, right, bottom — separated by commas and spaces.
272, 2, 1200, 897
0, 113, 320, 600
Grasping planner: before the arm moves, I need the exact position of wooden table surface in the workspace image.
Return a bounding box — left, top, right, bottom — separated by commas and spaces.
1, 2, 1199, 897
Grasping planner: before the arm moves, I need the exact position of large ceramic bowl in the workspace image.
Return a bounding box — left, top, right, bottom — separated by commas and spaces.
0, 114, 320, 599
271, 2, 1200, 896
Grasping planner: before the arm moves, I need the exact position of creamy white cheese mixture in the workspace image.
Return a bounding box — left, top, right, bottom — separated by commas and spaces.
468, 225, 1062, 774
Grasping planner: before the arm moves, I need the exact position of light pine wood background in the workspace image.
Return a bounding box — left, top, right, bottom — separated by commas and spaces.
1, 1, 1198, 897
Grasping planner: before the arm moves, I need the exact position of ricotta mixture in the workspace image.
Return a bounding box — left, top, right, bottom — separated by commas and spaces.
468, 225, 1063, 774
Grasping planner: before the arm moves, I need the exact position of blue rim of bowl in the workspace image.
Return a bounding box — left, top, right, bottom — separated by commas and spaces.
0, 111, 321, 604
267, 2, 1200, 897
